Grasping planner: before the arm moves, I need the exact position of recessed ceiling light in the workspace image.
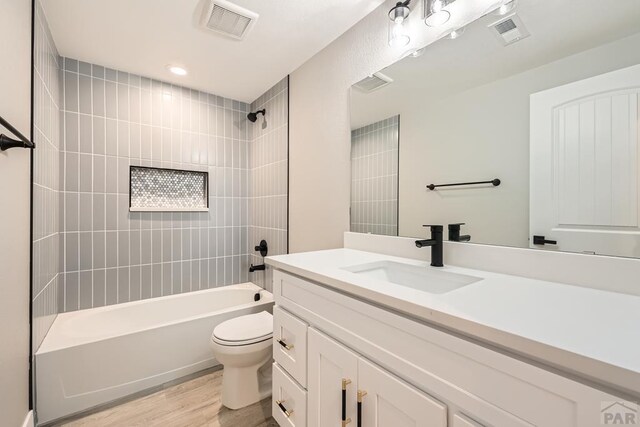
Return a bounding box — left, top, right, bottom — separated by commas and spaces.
168, 65, 187, 76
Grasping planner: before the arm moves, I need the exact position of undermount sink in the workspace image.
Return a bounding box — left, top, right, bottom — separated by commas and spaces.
342, 261, 482, 294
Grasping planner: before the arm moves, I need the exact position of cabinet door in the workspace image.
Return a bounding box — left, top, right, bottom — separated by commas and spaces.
358, 358, 447, 427
308, 328, 359, 427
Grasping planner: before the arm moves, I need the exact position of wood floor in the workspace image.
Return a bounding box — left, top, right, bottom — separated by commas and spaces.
53, 369, 277, 427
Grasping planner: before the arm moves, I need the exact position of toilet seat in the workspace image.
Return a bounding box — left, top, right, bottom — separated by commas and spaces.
212, 311, 273, 346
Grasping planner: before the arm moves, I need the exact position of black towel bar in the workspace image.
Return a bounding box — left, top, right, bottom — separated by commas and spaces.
0, 115, 35, 151
427, 178, 500, 190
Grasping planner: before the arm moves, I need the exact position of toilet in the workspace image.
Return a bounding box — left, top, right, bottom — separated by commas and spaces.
210, 311, 274, 410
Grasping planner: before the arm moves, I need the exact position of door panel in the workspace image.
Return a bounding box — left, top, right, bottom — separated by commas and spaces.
557, 94, 637, 227
531, 64, 640, 257
358, 358, 447, 427
307, 328, 358, 427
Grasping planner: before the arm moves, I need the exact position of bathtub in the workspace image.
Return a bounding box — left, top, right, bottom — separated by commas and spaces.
35, 283, 273, 424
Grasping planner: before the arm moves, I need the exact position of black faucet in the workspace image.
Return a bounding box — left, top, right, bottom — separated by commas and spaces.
250, 240, 268, 273
249, 264, 265, 272
415, 225, 444, 267
448, 223, 471, 242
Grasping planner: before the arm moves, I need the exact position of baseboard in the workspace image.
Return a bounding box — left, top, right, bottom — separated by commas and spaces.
22, 411, 34, 427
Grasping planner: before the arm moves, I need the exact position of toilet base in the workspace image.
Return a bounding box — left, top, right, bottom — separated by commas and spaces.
221, 359, 272, 410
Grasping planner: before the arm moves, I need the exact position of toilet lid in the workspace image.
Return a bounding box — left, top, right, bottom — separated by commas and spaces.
213, 311, 273, 344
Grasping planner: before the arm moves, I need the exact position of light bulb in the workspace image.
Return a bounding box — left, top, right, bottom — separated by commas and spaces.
389, 21, 410, 48
425, 10, 450, 26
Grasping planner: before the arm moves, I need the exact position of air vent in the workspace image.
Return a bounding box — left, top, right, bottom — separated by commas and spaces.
201, 0, 259, 41
489, 13, 530, 46
494, 19, 516, 34
353, 73, 393, 93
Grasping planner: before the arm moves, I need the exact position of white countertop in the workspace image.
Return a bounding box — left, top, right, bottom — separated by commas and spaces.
266, 248, 640, 397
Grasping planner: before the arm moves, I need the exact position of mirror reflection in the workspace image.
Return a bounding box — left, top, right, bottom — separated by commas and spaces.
350, 0, 640, 258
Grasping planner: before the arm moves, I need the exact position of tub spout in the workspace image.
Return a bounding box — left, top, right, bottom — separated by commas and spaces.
249, 264, 265, 273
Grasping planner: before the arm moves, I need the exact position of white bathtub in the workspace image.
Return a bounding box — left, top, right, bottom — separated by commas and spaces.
35, 283, 273, 424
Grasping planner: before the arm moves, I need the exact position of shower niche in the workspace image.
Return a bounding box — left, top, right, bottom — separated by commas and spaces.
129, 166, 209, 212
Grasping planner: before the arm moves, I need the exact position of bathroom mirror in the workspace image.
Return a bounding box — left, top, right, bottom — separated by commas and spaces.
350, 0, 640, 258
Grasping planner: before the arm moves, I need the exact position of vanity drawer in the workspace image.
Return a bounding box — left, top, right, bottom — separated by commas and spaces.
273, 363, 307, 427
273, 306, 308, 387
453, 413, 485, 427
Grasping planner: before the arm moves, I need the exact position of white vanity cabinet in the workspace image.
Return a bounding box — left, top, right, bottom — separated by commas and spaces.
271, 269, 618, 427
307, 328, 447, 427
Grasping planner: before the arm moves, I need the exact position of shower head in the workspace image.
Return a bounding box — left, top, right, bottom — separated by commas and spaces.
247, 109, 266, 123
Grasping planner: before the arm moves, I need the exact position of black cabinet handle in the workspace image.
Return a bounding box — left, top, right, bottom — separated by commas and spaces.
342, 378, 352, 426
533, 235, 557, 245
357, 390, 367, 427
276, 400, 293, 417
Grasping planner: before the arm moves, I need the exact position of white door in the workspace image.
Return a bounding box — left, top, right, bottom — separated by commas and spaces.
357, 358, 447, 427
308, 328, 358, 427
530, 64, 640, 257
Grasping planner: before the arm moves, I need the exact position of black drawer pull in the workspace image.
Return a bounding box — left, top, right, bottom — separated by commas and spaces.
277, 339, 294, 350
276, 400, 293, 417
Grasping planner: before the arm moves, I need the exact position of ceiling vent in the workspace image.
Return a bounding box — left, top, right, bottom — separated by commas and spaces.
489, 13, 530, 46
353, 73, 394, 93
201, 0, 259, 41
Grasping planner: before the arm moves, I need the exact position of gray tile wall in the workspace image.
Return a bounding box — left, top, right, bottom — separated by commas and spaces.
350, 116, 399, 236
60, 58, 252, 312
249, 78, 289, 291
32, 0, 62, 350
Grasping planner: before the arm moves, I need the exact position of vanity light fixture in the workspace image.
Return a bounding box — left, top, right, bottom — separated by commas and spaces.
424, 0, 455, 27
495, 0, 517, 16
388, 0, 412, 48
167, 65, 187, 76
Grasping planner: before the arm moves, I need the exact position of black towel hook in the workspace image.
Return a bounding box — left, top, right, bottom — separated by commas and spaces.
0, 115, 35, 151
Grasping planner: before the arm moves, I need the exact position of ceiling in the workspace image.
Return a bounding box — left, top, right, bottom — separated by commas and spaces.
351, 0, 640, 129
41, 0, 386, 103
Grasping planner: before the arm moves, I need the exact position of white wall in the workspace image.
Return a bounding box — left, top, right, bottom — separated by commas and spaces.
398, 32, 640, 246
288, 0, 500, 252
0, 0, 33, 425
